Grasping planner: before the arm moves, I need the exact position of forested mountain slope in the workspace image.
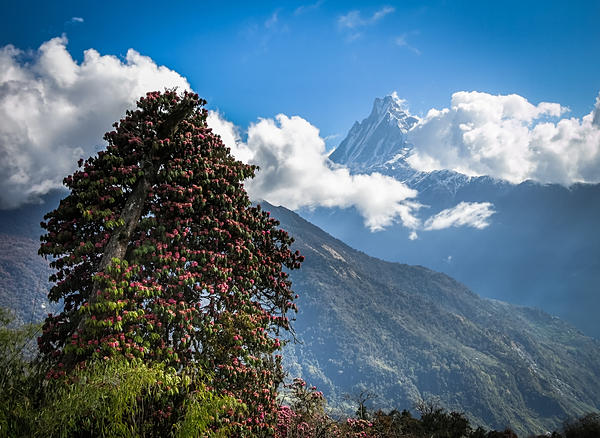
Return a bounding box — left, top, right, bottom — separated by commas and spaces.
267, 203, 600, 436
1, 194, 599, 436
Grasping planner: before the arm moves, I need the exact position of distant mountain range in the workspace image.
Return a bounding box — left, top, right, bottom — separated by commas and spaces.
0, 190, 599, 435
0, 234, 55, 325
267, 202, 600, 436
305, 94, 600, 339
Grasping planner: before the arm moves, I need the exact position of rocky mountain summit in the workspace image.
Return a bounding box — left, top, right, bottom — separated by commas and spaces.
330, 93, 418, 176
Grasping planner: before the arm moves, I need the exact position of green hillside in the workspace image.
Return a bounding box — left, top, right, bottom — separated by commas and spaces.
0, 234, 57, 325
267, 203, 600, 436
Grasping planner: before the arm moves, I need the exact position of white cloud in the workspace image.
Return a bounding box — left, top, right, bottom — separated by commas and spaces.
206, 111, 254, 164
407, 91, 600, 185
338, 6, 394, 28
208, 112, 421, 231
338, 6, 394, 40
209, 111, 501, 234
0, 39, 507, 236
338, 11, 363, 29
371, 6, 395, 22
69, 17, 84, 23
265, 10, 280, 28
394, 34, 420, 55
0, 36, 190, 208
294, 0, 323, 15
423, 202, 495, 231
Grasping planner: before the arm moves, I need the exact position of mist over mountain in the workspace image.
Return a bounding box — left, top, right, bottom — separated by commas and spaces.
304, 95, 600, 339
266, 202, 600, 436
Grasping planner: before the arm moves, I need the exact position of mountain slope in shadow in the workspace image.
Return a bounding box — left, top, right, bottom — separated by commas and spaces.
265, 202, 600, 436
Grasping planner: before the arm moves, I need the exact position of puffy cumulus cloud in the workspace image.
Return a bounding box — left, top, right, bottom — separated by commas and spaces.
407, 91, 600, 185
206, 111, 254, 164
0, 36, 190, 208
209, 111, 501, 234
423, 202, 495, 231
208, 112, 421, 232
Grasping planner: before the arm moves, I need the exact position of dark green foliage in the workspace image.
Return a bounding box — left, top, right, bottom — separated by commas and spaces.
470, 427, 488, 438
0, 307, 42, 436
34, 359, 239, 438
562, 412, 600, 438
368, 403, 475, 438
275, 388, 600, 438
0, 308, 241, 437
485, 429, 518, 438
416, 399, 472, 438
371, 409, 425, 437
0, 344, 240, 437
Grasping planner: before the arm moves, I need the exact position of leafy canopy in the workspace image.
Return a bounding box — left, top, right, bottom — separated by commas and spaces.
38, 90, 303, 434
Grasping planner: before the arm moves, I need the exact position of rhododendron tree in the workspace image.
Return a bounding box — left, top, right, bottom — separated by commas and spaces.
38, 90, 303, 435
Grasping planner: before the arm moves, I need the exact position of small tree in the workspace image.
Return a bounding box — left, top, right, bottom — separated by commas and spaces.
415, 399, 472, 438
345, 389, 377, 421
38, 90, 303, 435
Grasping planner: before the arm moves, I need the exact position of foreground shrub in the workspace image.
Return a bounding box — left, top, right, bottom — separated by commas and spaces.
0, 308, 40, 436
36, 359, 241, 437
276, 378, 373, 438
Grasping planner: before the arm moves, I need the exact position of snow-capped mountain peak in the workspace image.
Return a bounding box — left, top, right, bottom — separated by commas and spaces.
329, 94, 507, 197
329, 94, 418, 173
372, 92, 414, 126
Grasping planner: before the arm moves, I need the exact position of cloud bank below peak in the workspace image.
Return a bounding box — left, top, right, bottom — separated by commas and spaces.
209, 111, 496, 235
0, 36, 190, 209
209, 111, 422, 232
406, 91, 600, 185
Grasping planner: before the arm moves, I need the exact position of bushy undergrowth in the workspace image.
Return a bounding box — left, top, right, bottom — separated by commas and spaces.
0, 310, 241, 437
274, 377, 599, 438
36, 359, 241, 438
0, 310, 598, 437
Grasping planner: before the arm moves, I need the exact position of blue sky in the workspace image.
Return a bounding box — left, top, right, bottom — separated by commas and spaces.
1, 0, 599, 223
2, 0, 599, 141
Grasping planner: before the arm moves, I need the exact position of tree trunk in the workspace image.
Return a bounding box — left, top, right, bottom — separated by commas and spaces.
97, 174, 152, 272
78, 101, 196, 330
